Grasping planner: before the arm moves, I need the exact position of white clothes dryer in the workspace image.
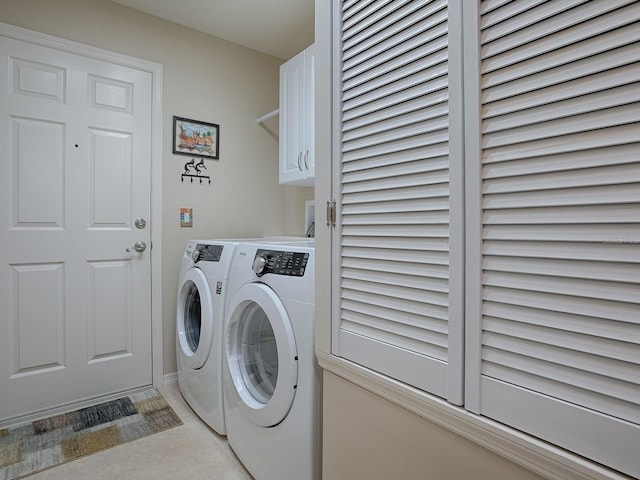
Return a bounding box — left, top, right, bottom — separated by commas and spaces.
176, 239, 239, 435
223, 240, 320, 480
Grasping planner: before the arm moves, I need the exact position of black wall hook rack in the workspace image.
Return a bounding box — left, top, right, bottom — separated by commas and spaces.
181, 174, 211, 184
181, 158, 211, 184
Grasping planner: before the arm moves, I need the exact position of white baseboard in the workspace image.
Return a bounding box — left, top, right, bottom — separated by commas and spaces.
162, 372, 178, 386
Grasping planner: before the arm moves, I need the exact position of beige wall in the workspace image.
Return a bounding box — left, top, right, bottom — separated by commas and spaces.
0, 0, 313, 375
323, 372, 546, 480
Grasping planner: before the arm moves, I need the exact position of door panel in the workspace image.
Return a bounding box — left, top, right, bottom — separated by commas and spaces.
11, 263, 65, 376
0, 35, 153, 423
90, 129, 132, 227
13, 117, 65, 227
88, 260, 131, 361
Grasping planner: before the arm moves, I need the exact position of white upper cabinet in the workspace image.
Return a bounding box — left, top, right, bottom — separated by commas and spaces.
279, 44, 315, 186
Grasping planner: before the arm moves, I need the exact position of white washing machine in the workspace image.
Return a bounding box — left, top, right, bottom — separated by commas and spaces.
176, 236, 310, 435
223, 240, 320, 480
176, 239, 239, 435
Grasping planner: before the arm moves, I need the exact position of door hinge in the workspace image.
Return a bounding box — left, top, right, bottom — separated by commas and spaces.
326, 199, 336, 227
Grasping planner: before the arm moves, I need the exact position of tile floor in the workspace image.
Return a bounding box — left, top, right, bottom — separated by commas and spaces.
26, 381, 253, 480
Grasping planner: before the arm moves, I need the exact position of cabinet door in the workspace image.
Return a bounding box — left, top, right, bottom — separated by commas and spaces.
302, 45, 315, 182
329, 0, 464, 402
279, 50, 305, 184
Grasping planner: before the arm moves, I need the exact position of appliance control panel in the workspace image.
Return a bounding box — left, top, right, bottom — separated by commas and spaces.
252, 249, 309, 277
192, 244, 224, 263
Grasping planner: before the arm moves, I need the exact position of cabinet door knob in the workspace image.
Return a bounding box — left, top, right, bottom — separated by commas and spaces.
297, 151, 303, 171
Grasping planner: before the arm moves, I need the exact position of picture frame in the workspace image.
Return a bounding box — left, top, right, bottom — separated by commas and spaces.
172, 116, 220, 159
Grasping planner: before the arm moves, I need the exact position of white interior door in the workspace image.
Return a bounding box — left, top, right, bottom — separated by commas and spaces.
0, 35, 153, 423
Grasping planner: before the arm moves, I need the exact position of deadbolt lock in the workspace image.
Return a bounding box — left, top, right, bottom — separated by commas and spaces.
135, 218, 147, 229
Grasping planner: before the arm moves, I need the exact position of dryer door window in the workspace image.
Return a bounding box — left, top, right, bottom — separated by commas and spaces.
226, 282, 297, 427
238, 302, 278, 403
183, 282, 201, 352
177, 268, 214, 369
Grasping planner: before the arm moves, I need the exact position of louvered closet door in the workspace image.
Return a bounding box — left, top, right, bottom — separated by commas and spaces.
334, 0, 464, 403
465, 2, 640, 477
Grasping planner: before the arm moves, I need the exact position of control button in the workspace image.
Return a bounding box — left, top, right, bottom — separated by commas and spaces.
252, 254, 268, 276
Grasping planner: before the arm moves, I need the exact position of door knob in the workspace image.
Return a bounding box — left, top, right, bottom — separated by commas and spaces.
126, 241, 147, 253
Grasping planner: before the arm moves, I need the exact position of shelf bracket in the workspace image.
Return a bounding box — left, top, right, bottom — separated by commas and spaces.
255, 108, 279, 141
255, 108, 279, 124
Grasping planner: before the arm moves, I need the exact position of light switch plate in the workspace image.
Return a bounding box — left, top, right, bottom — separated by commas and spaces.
180, 208, 193, 227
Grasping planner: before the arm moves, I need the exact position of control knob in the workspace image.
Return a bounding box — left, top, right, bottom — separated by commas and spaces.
252, 254, 268, 276
191, 249, 203, 263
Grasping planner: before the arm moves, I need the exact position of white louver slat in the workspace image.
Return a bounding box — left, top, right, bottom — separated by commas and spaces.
467, 1, 640, 477
335, 0, 463, 402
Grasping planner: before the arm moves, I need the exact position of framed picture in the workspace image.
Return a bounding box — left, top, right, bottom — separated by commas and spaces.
172, 116, 220, 159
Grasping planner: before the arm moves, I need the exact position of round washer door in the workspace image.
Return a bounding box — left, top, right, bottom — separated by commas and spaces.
225, 282, 297, 427
177, 268, 214, 369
